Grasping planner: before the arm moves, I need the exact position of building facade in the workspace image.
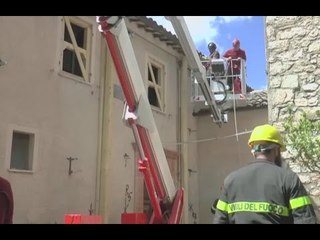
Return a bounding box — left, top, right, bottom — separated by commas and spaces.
0, 16, 102, 223
265, 16, 320, 217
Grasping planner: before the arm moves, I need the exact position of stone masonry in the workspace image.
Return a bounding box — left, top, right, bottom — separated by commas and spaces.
265, 16, 320, 218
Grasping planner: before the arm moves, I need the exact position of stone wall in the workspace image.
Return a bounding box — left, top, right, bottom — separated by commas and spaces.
265, 16, 320, 217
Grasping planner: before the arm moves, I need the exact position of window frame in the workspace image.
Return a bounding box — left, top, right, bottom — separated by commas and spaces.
6, 124, 39, 173
59, 16, 93, 83
146, 55, 166, 113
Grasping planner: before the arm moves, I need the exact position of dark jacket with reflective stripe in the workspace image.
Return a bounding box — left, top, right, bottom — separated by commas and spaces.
214, 160, 317, 224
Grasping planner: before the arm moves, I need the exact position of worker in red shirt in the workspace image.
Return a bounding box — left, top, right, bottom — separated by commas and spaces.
0, 176, 14, 224
223, 39, 246, 92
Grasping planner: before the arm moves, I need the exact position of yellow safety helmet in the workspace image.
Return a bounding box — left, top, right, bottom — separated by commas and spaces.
248, 124, 286, 152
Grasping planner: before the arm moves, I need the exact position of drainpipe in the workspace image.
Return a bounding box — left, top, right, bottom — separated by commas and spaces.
97, 47, 114, 223
179, 57, 189, 223
177, 59, 182, 194
95, 37, 105, 216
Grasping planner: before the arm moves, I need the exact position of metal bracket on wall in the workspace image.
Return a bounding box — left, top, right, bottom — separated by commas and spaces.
123, 153, 131, 167
88, 203, 94, 215
66, 157, 78, 175
188, 168, 197, 177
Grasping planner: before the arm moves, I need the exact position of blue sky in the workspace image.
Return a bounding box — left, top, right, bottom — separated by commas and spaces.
149, 16, 267, 90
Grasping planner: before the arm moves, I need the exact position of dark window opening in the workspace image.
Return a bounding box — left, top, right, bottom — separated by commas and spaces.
148, 67, 152, 82
148, 87, 159, 108
63, 49, 83, 77
148, 64, 160, 84
64, 22, 86, 48
10, 132, 34, 170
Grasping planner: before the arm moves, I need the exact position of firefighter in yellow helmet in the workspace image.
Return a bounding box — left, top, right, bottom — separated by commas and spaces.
213, 124, 317, 224
248, 124, 286, 167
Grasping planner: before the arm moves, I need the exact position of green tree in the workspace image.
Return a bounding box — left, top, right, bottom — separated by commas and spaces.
283, 107, 320, 172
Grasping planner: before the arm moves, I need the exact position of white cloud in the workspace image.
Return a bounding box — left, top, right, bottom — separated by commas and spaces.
218, 16, 253, 24
149, 16, 220, 47
184, 16, 219, 44
148, 16, 176, 34
259, 84, 267, 90
148, 16, 252, 56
